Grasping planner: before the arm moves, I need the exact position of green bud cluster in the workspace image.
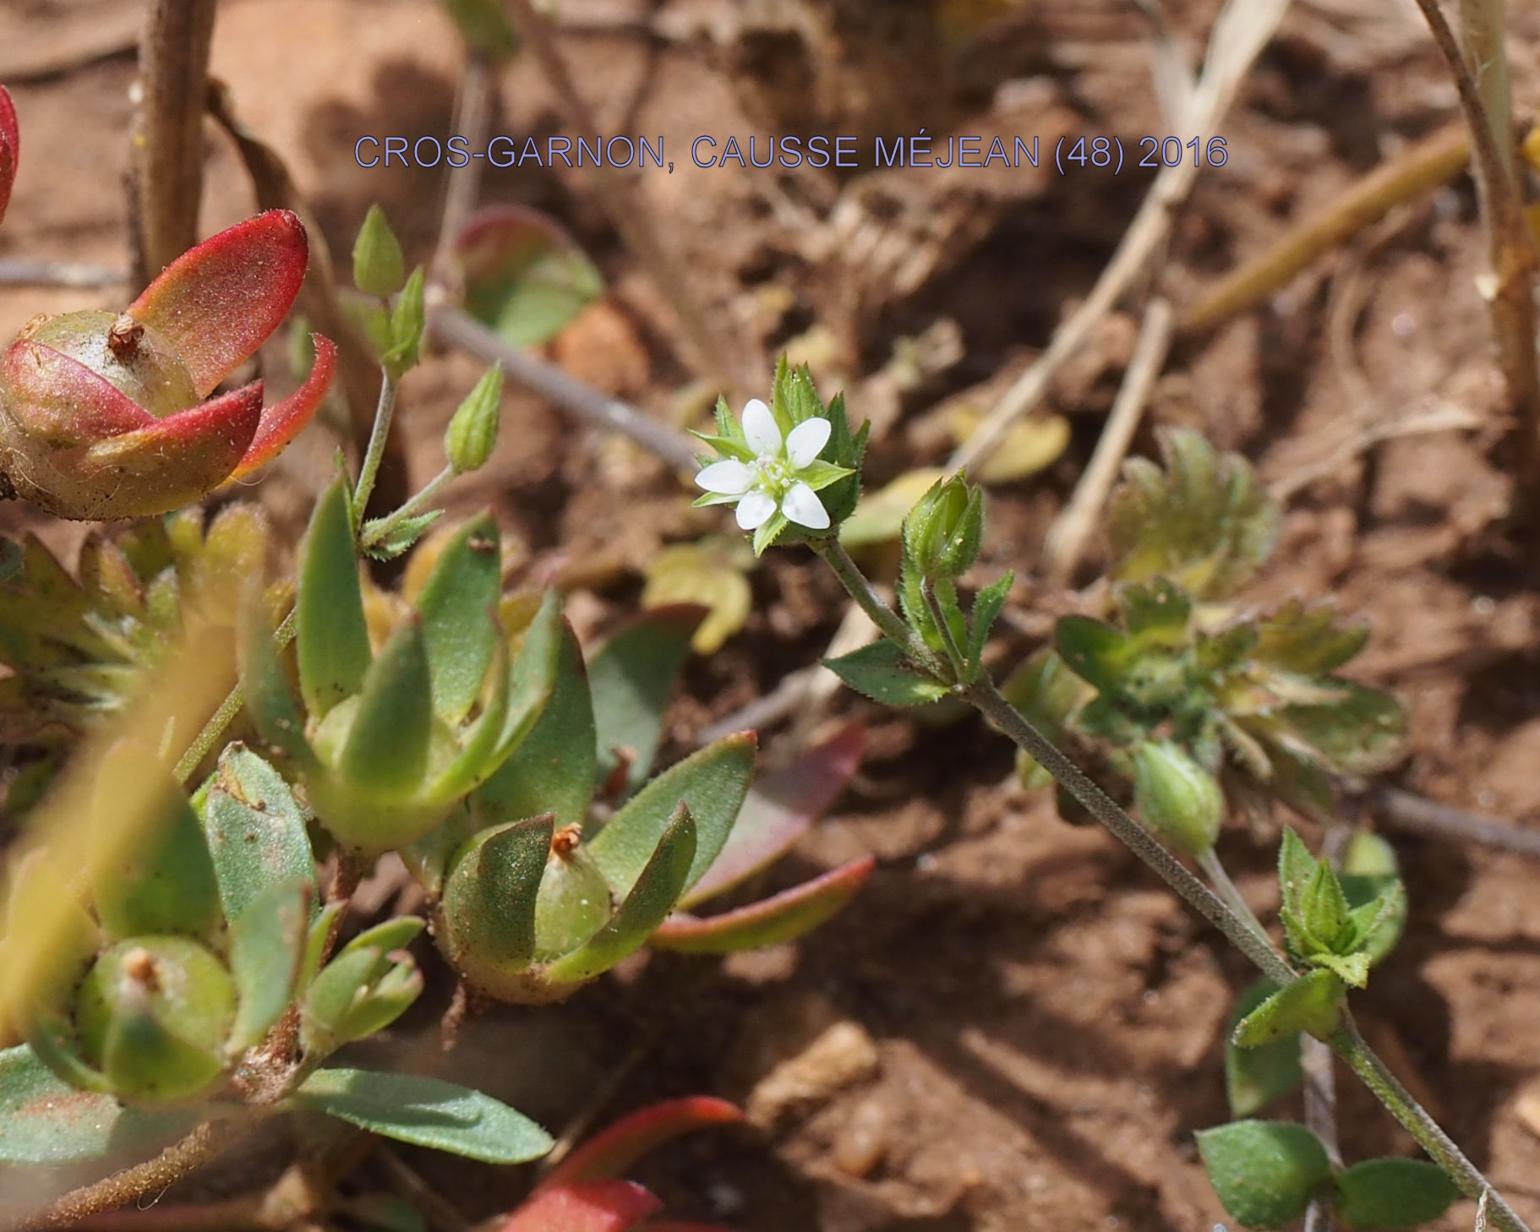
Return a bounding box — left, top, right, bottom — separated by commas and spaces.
9, 743, 422, 1108
241, 478, 561, 854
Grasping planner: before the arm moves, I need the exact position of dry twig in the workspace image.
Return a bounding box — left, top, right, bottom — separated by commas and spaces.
130, 0, 217, 287
949, 0, 1293, 472
1040, 298, 1175, 584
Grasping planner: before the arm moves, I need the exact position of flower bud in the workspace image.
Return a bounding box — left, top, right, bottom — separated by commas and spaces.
905, 473, 982, 581
0, 212, 334, 519
352, 204, 406, 298
533, 827, 612, 961
1131, 740, 1222, 855
445, 365, 503, 474
74, 937, 236, 1104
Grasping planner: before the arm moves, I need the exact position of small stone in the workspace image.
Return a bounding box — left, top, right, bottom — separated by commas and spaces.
747, 1019, 880, 1125
832, 1093, 889, 1178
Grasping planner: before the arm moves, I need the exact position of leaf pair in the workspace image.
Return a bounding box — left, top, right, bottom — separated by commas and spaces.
1198, 1120, 1458, 1231
242, 480, 562, 853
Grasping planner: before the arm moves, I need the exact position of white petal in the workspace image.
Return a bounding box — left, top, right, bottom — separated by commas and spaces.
785, 417, 832, 468
741, 398, 782, 456
780, 481, 831, 530
695, 459, 754, 494
735, 490, 777, 530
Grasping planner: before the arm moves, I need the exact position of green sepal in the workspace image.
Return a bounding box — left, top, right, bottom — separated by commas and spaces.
1196, 1120, 1332, 1230
489, 589, 564, 766
414, 513, 502, 724
297, 477, 372, 720
226, 879, 311, 1053
545, 805, 696, 986
824, 639, 948, 707
1233, 968, 1344, 1046
90, 744, 221, 943
1334, 1158, 1459, 1230
587, 732, 755, 899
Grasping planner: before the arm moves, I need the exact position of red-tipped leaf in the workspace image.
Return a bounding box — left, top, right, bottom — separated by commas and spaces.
0, 85, 17, 225
1, 339, 154, 444
129, 210, 309, 395
543, 1098, 744, 1189
681, 723, 864, 908
79, 381, 263, 512
503, 1180, 663, 1232
229, 332, 336, 478
653, 857, 875, 955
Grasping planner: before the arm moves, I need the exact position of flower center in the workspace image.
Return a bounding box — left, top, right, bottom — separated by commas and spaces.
752, 453, 794, 494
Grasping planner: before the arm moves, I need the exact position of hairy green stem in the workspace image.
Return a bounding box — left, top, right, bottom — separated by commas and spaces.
813, 537, 1531, 1229
352, 372, 400, 526
361, 465, 453, 549
813, 541, 947, 680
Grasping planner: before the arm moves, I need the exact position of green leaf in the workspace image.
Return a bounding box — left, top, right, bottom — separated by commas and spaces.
1278, 682, 1407, 776
651, 856, 873, 955
1233, 969, 1344, 1046
588, 733, 755, 898
1108, 427, 1281, 600
201, 744, 316, 924
824, 639, 948, 707
298, 477, 372, 719
301, 948, 382, 1056
353, 204, 406, 298
546, 805, 696, 984
91, 744, 221, 942
1196, 1120, 1332, 1229
1335, 1159, 1459, 1229
456, 207, 603, 347
227, 879, 310, 1052
440, 816, 553, 972
0, 1045, 197, 1164
292, 1068, 552, 1163
362, 510, 444, 562
477, 622, 595, 830
441, 0, 519, 58
339, 620, 433, 797
239, 592, 315, 767
1053, 616, 1135, 694
1255, 599, 1369, 674
966, 571, 1013, 677
1225, 980, 1303, 1117
1118, 578, 1192, 643
445, 366, 504, 475
588, 606, 703, 795
414, 514, 502, 725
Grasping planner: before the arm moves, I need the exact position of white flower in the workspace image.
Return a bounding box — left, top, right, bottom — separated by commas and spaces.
695, 398, 834, 531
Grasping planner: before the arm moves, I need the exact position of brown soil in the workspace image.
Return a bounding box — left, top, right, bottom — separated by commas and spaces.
4, 0, 1540, 1228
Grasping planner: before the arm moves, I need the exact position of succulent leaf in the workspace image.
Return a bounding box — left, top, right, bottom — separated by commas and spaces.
297, 477, 372, 719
